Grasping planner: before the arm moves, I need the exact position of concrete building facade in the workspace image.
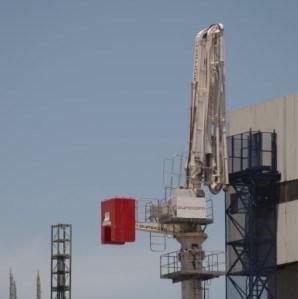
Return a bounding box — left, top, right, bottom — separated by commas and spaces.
228, 94, 298, 297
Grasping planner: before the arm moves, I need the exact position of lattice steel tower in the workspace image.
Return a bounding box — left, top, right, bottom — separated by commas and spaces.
9, 269, 17, 299
51, 224, 72, 299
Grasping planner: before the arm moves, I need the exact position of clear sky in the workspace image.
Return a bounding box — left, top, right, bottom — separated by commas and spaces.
0, 0, 297, 298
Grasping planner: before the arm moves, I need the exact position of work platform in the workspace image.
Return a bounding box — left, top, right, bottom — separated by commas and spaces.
160, 250, 225, 283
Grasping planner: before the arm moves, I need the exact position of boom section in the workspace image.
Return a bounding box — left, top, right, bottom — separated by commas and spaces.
186, 23, 229, 194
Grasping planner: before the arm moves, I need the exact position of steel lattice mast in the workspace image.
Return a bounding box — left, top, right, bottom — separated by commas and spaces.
9, 269, 17, 299
51, 224, 72, 299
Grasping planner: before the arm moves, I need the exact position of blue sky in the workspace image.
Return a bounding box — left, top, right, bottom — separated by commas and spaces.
0, 0, 297, 298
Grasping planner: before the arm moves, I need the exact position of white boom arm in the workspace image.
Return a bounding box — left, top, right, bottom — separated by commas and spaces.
186, 23, 229, 195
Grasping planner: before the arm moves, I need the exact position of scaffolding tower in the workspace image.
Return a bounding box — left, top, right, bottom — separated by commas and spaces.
51, 224, 72, 299
226, 131, 280, 298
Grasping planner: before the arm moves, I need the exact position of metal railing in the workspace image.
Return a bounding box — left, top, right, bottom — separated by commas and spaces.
160, 250, 225, 277
136, 198, 161, 223
228, 131, 277, 174
163, 154, 186, 200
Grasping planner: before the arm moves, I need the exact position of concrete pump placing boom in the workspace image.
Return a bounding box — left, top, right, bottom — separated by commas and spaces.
186, 23, 229, 195
100, 23, 228, 299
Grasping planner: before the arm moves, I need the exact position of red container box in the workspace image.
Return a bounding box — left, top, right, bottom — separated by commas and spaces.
101, 197, 136, 245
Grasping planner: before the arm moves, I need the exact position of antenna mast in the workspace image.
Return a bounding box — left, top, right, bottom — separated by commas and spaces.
37, 271, 41, 299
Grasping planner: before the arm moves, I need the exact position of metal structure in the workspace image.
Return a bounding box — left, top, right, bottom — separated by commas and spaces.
9, 269, 17, 299
186, 23, 229, 195
160, 250, 225, 282
37, 270, 41, 299
137, 155, 225, 299
228, 94, 298, 297
137, 24, 228, 299
101, 23, 228, 299
226, 131, 280, 298
51, 224, 72, 299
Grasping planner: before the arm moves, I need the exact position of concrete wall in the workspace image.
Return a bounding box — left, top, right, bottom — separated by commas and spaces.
228, 94, 298, 267
228, 94, 298, 182
277, 200, 298, 265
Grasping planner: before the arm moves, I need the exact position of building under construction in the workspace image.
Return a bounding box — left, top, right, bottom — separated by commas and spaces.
226, 94, 298, 298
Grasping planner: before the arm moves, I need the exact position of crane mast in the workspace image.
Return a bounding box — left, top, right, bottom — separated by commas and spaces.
186, 23, 229, 195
